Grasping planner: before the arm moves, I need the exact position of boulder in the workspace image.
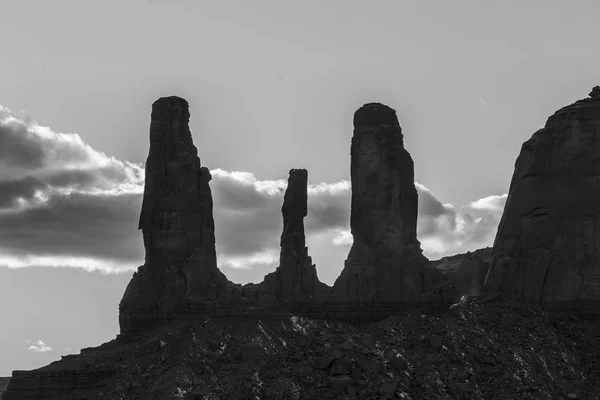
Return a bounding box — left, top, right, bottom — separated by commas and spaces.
484, 87, 600, 309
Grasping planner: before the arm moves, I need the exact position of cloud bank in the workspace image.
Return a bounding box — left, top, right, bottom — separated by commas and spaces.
0, 105, 506, 279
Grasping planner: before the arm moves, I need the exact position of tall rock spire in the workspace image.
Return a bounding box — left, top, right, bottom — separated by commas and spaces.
331, 103, 432, 309
138, 96, 215, 269
260, 169, 328, 308
485, 87, 600, 306
119, 96, 228, 334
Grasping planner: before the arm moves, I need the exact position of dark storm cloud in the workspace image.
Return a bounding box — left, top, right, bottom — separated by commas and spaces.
305, 182, 350, 232
0, 176, 47, 209
0, 116, 110, 171
0, 107, 145, 272
0, 191, 144, 264
0, 119, 46, 168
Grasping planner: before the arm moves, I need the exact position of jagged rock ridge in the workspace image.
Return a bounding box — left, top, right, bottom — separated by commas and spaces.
484, 87, 600, 307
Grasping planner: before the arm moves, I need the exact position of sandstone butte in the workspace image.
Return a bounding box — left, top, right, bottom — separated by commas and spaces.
118, 97, 458, 336
484, 86, 600, 310
4, 90, 600, 400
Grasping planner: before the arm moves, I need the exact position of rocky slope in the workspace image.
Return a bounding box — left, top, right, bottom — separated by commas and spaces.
3, 297, 599, 399
485, 87, 600, 307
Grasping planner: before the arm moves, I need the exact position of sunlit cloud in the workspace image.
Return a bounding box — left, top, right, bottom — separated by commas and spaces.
218, 249, 279, 270
0, 103, 506, 278
25, 340, 53, 353
469, 194, 507, 212
0, 254, 138, 274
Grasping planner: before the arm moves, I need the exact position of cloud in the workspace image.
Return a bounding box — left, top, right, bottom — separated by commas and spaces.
25, 340, 53, 353
0, 103, 506, 278
0, 106, 145, 273
469, 194, 507, 212
330, 182, 507, 261
211, 169, 351, 269
417, 190, 507, 259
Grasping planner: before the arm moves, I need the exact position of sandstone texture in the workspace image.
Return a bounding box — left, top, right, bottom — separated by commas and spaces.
331, 103, 458, 312
431, 248, 492, 297
484, 87, 600, 308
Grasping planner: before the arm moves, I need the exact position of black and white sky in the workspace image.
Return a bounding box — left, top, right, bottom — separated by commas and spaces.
1, 0, 599, 376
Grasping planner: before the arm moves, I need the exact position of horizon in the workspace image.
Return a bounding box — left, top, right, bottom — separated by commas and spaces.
2, 0, 600, 377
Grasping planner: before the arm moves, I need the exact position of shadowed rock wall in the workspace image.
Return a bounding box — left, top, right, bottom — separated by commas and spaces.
484, 87, 600, 307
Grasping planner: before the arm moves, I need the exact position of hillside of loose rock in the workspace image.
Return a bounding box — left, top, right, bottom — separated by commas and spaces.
5, 296, 598, 400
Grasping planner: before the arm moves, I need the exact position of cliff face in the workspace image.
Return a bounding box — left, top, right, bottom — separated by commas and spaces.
484, 87, 600, 306
331, 103, 458, 311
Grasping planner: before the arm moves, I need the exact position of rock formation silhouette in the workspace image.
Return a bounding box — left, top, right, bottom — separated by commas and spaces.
260, 168, 329, 309
119, 96, 239, 334
118, 97, 456, 335
331, 103, 457, 313
485, 87, 600, 308
5, 94, 600, 400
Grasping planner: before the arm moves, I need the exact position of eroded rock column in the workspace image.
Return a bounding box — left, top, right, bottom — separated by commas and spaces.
119, 96, 232, 333
261, 169, 328, 308
331, 103, 429, 310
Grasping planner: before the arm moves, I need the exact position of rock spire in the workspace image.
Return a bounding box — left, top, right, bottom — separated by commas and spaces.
331, 102, 456, 311
119, 96, 233, 333
260, 168, 328, 308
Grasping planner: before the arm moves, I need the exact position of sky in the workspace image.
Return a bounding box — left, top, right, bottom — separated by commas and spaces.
0, 0, 599, 376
